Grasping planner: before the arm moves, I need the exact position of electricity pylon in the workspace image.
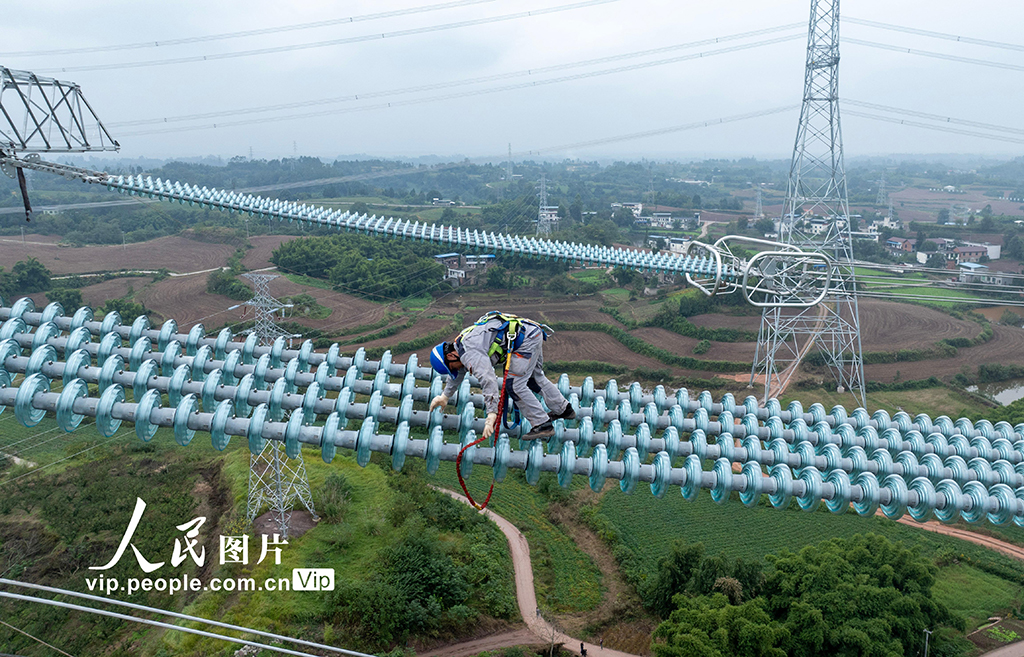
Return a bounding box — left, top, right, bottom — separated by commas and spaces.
241, 273, 317, 538
750, 0, 866, 406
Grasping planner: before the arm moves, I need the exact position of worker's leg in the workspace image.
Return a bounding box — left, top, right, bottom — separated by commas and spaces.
528, 349, 570, 415
507, 329, 550, 428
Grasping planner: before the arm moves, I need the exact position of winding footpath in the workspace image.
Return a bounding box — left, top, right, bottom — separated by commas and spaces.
425, 487, 640, 657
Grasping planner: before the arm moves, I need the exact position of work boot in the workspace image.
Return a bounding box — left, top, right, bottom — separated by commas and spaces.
548, 404, 576, 422
523, 420, 556, 441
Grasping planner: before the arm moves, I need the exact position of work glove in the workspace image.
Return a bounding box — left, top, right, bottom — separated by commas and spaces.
429, 394, 449, 412
482, 412, 498, 440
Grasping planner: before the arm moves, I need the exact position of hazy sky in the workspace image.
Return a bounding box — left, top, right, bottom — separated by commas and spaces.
5, 0, 1024, 162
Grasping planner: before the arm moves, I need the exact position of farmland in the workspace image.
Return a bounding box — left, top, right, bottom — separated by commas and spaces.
596, 485, 1024, 630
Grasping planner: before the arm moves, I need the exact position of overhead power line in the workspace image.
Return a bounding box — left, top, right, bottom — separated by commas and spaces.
0, 618, 75, 657
0, 105, 797, 215
117, 34, 803, 136
846, 99, 1024, 137
36, 0, 620, 74
0, 590, 322, 657
845, 17, 1024, 53
108, 22, 804, 128
844, 38, 1024, 73
0, 578, 371, 657
845, 110, 1024, 145
0, 0, 501, 57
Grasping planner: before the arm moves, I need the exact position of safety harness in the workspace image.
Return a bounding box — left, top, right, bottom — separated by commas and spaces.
455, 311, 553, 510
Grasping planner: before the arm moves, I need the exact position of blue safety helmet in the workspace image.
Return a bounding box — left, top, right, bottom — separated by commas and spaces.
430, 342, 454, 377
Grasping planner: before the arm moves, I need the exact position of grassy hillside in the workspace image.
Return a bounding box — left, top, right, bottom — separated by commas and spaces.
0, 433, 517, 657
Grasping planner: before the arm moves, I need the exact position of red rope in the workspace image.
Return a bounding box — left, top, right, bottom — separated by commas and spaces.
456, 354, 511, 510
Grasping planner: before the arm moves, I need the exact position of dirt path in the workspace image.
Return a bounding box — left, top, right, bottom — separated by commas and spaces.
432, 486, 642, 657
893, 516, 1024, 562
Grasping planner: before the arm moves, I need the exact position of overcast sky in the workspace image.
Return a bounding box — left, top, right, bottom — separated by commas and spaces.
5, 0, 1024, 162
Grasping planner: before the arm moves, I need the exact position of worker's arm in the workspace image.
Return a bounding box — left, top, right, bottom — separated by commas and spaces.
441, 370, 462, 402
457, 346, 502, 415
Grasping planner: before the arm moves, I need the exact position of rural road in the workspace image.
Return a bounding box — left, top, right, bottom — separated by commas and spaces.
427, 486, 641, 657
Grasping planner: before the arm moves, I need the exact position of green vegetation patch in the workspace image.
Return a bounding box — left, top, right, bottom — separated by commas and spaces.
432, 464, 604, 614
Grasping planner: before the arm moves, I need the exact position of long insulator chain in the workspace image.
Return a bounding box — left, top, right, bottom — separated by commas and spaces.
2, 298, 1024, 527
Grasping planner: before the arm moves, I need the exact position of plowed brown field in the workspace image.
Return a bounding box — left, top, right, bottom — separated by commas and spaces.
0, 235, 235, 275
859, 299, 982, 351
866, 324, 1024, 381
242, 234, 296, 270
80, 277, 153, 308
631, 327, 756, 362
688, 313, 759, 331
136, 275, 245, 328
344, 317, 451, 351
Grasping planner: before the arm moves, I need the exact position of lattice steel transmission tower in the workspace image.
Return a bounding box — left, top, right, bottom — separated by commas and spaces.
537, 174, 558, 236
750, 0, 866, 406
876, 170, 888, 207
241, 273, 317, 538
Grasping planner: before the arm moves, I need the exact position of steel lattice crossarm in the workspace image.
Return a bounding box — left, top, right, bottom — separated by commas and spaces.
2, 299, 1024, 527
0, 67, 118, 154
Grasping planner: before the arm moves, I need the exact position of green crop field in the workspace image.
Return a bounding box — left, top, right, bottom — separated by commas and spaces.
570, 268, 610, 283
779, 386, 992, 421
432, 463, 604, 614
597, 486, 1024, 630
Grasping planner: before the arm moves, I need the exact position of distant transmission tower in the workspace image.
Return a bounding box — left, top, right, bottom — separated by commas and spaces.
241, 273, 317, 538
876, 170, 887, 207
750, 0, 866, 406
537, 174, 558, 236
754, 186, 764, 220
506, 143, 513, 182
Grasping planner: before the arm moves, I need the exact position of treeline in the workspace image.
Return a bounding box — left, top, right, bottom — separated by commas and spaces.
271, 235, 447, 301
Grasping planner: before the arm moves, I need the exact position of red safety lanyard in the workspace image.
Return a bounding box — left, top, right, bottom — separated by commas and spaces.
456, 351, 512, 510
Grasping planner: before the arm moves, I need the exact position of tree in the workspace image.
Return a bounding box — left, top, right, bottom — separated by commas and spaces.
101, 298, 146, 320
349, 201, 369, 215
612, 206, 636, 227
755, 218, 774, 234
11, 257, 51, 294
652, 594, 789, 657
1006, 235, 1024, 260
644, 541, 707, 617
937, 208, 950, 224
45, 288, 83, 310
486, 265, 506, 289
763, 534, 963, 657
440, 206, 456, 223
569, 194, 583, 222
926, 253, 947, 269
736, 216, 749, 231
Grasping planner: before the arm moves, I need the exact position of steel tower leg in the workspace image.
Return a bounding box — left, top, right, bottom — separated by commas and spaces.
751, 0, 866, 406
